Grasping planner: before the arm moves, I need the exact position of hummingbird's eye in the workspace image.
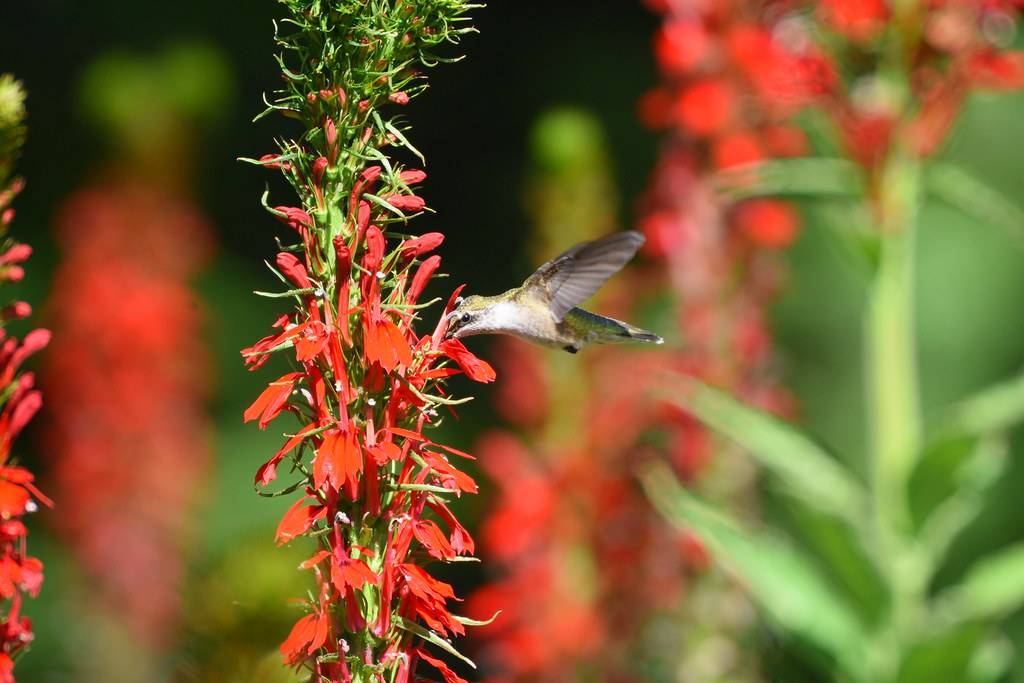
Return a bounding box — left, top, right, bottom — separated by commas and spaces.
460, 313, 471, 323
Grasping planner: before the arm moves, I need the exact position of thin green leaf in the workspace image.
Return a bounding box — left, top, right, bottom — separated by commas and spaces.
925, 162, 1024, 250
362, 192, 406, 218
712, 157, 865, 202
917, 436, 1007, 568
776, 497, 890, 627
659, 378, 867, 526
254, 287, 315, 299
896, 622, 984, 683
394, 616, 476, 669
642, 463, 870, 682
453, 610, 501, 627
931, 370, 1024, 441
385, 121, 426, 164
937, 541, 1024, 622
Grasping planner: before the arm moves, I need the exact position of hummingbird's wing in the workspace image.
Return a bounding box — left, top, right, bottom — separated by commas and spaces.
522, 231, 645, 321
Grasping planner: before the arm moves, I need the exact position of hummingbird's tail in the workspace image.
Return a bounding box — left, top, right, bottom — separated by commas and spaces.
623, 327, 664, 344
616, 322, 664, 345
596, 314, 663, 345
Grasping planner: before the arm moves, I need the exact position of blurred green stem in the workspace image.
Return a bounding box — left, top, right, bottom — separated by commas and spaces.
866, 152, 926, 674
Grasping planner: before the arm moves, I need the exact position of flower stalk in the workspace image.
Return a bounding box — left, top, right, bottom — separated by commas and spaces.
0, 74, 50, 683
243, 3, 489, 682
643, 2, 1024, 681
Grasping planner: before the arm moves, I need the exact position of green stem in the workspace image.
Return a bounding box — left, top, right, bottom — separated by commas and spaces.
865, 153, 927, 678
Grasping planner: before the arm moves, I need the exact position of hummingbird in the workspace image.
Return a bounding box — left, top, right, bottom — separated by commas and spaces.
443, 230, 663, 353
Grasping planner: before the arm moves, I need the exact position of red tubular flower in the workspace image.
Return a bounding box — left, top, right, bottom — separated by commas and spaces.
41, 181, 214, 650
0, 74, 49, 678
243, 4, 485, 680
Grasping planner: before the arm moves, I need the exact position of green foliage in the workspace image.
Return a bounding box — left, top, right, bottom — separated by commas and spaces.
643, 464, 872, 681
651, 368, 1024, 681
661, 381, 867, 526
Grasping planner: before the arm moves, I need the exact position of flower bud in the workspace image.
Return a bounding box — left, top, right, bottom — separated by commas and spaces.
400, 232, 444, 259
276, 252, 312, 289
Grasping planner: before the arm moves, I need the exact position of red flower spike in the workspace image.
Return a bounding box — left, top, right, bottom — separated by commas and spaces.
245, 6, 488, 679
41, 180, 216, 654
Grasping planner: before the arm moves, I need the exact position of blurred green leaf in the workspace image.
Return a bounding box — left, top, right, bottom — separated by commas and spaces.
642, 463, 871, 682
915, 436, 1007, 568
931, 370, 1024, 441
925, 162, 1024, 251
938, 541, 1024, 622
909, 436, 978, 530
775, 496, 890, 627
659, 378, 868, 527
395, 616, 476, 669
713, 157, 865, 202
967, 634, 1014, 683
896, 622, 983, 683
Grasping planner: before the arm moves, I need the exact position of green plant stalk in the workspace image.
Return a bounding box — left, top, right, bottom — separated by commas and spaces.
865, 151, 928, 675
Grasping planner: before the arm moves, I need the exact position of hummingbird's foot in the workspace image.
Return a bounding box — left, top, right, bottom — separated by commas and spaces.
563, 345, 578, 354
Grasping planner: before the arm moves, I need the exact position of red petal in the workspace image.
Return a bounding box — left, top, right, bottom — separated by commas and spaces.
384, 320, 413, 369
331, 556, 378, 592
408, 255, 440, 304
299, 550, 331, 570
368, 441, 402, 465
414, 519, 456, 561
314, 428, 362, 491
388, 427, 426, 442
308, 610, 330, 654
275, 496, 319, 545
280, 614, 317, 663
417, 649, 468, 683
256, 423, 317, 486
439, 339, 496, 383
243, 372, 301, 428
0, 481, 28, 518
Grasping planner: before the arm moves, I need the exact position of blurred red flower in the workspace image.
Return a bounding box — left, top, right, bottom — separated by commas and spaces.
41, 181, 214, 649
